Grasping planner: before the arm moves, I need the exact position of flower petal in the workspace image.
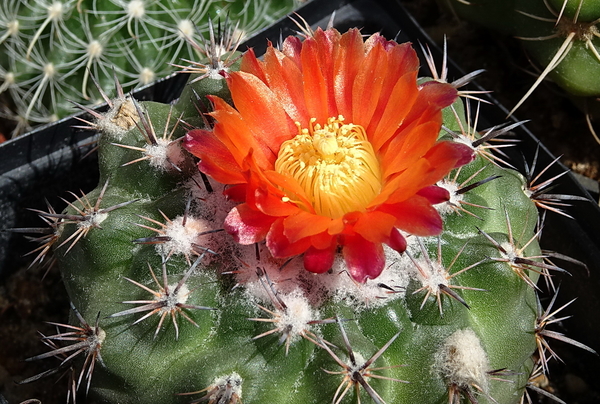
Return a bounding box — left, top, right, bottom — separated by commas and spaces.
224, 204, 276, 245
342, 235, 385, 283
240, 48, 268, 84
353, 211, 397, 244
386, 228, 407, 253
301, 35, 334, 121
304, 244, 336, 274
267, 218, 312, 258
417, 185, 450, 205
403, 80, 457, 128
209, 96, 273, 169
332, 28, 365, 118
262, 46, 309, 123
380, 195, 444, 236
352, 41, 388, 126
283, 211, 332, 244
254, 185, 299, 216
184, 130, 245, 184
227, 71, 297, 157
381, 120, 440, 179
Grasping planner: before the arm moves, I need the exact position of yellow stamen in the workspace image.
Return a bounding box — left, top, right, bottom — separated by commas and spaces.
275, 116, 382, 219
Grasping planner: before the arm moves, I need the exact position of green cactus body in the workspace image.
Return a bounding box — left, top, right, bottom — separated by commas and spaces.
547, 0, 600, 21
0, 0, 299, 135
24, 26, 556, 404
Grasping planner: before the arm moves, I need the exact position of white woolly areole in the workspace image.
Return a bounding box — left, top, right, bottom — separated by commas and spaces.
126, 0, 145, 19
138, 67, 155, 85
412, 256, 448, 296
435, 179, 463, 216
252, 289, 318, 344
177, 19, 195, 38
145, 138, 186, 171
279, 292, 316, 331
435, 328, 490, 392
158, 215, 215, 258
454, 133, 477, 151
500, 241, 519, 262
207, 372, 243, 402
160, 283, 189, 311
78, 211, 108, 231
96, 96, 139, 138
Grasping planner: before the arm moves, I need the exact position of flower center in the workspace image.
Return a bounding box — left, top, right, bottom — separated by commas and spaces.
275, 116, 382, 219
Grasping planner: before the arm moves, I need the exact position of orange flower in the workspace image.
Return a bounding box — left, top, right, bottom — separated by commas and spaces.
184, 28, 473, 283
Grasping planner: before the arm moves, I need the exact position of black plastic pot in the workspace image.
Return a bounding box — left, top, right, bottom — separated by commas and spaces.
1, 0, 599, 402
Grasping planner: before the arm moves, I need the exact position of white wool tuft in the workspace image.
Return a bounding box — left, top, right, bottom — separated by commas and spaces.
158, 215, 215, 257
434, 328, 490, 392
145, 138, 186, 171
96, 96, 139, 138
435, 178, 463, 216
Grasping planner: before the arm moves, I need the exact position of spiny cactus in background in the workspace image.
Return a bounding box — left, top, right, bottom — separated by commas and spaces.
0, 0, 301, 137
17, 21, 594, 404
438, 0, 600, 142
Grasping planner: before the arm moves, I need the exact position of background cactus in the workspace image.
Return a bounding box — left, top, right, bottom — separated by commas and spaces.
12, 13, 595, 404
0, 0, 301, 137
437, 0, 600, 142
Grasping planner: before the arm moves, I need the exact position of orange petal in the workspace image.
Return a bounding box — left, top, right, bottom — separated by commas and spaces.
352, 42, 388, 126
313, 28, 340, 117
369, 71, 419, 152
262, 170, 313, 213
209, 96, 272, 170
240, 48, 268, 84
420, 141, 474, 184
332, 28, 365, 118
379, 195, 444, 236
367, 43, 419, 146
352, 211, 397, 244
369, 158, 431, 207
301, 36, 333, 122
310, 231, 336, 250
283, 211, 332, 244
267, 218, 312, 258
184, 130, 245, 184
254, 185, 299, 217
263, 46, 309, 124
228, 71, 297, 157
328, 217, 345, 235
402, 81, 457, 128
381, 120, 440, 178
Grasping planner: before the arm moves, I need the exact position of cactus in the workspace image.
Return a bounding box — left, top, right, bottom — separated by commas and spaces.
18, 22, 593, 404
438, 0, 600, 141
0, 0, 300, 137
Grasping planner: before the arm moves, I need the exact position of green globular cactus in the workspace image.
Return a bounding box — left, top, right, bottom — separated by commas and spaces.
0, 0, 300, 136
19, 22, 592, 404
